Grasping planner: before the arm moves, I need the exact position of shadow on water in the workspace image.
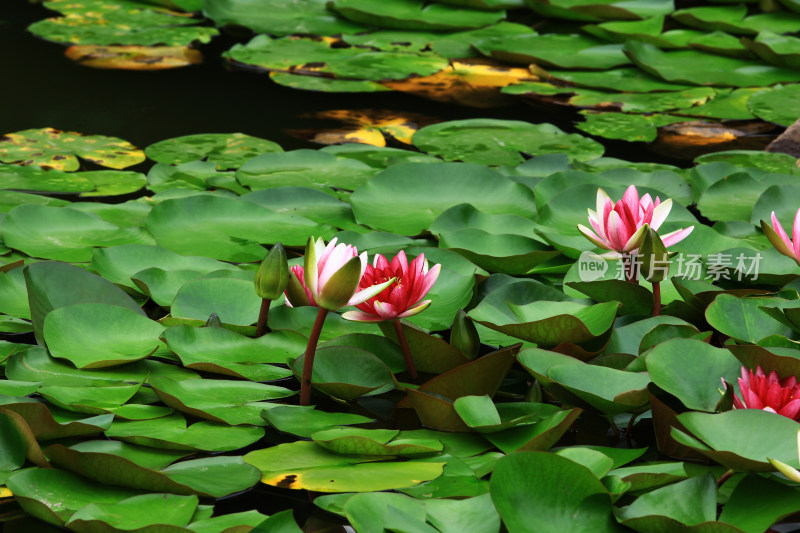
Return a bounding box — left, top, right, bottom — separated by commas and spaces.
0, 0, 694, 165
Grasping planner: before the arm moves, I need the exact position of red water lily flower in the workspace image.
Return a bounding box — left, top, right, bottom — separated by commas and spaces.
342, 250, 441, 322
731, 365, 800, 420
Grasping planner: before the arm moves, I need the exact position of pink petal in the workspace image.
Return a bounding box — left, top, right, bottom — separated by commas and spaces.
606, 211, 626, 251
779, 399, 800, 420
373, 253, 390, 270
661, 226, 694, 248
578, 224, 613, 251
622, 185, 639, 215
793, 208, 800, 260
772, 212, 794, 255
341, 310, 384, 322
650, 198, 673, 231
374, 300, 399, 319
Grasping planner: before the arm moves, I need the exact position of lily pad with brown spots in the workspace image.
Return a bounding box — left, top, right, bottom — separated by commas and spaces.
65, 45, 203, 70
0, 128, 145, 171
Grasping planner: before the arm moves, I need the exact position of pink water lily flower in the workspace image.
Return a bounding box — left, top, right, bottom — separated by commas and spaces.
578, 185, 693, 255
730, 365, 800, 420
764, 209, 800, 266
285, 237, 393, 311
342, 251, 441, 322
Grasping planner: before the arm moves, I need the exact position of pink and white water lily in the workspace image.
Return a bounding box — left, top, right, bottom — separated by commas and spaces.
285, 237, 393, 311
578, 185, 694, 256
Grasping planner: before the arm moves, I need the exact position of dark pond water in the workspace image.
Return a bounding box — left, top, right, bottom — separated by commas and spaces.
0, 0, 686, 165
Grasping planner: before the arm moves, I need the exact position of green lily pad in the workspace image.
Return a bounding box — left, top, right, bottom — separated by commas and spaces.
263, 459, 445, 492
470, 280, 619, 346
646, 338, 742, 412
0, 164, 94, 193
614, 474, 722, 530
6, 468, 140, 527
705, 294, 791, 343
164, 325, 304, 376
2, 205, 153, 262
0, 127, 144, 171
548, 67, 693, 92
169, 278, 262, 326
28, 2, 217, 46
203, 0, 366, 36
676, 88, 759, 120
329, 0, 505, 30
43, 303, 164, 369
624, 40, 800, 86
242, 187, 360, 231
261, 405, 374, 438
490, 452, 621, 533
45, 440, 261, 498
747, 84, 800, 126
547, 363, 650, 415
106, 413, 264, 451
0, 397, 114, 440
673, 409, 800, 471
6, 346, 197, 390
455, 395, 566, 432
146, 132, 282, 169
146, 195, 335, 261
291, 346, 396, 400
65, 493, 199, 532
236, 150, 377, 194
92, 244, 236, 290
149, 376, 294, 425
412, 119, 605, 165
525, 0, 673, 21
37, 381, 143, 415
695, 150, 799, 174
476, 33, 629, 69
23, 261, 145, 346
311, 427, 443, 456
350, 162, 536, 235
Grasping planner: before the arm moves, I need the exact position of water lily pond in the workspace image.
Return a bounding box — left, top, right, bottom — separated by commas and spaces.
3, 0, 800, 532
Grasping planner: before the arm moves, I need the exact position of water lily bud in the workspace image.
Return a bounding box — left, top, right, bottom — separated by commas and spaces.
316, 255, 363, 311
639, 226, 669, 283
450, 309, 480, 360
285, 270, 312, 307
254, 243, 289, 301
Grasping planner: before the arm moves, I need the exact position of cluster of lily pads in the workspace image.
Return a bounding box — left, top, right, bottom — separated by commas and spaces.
24, 0, 800, 149
2, 123, 800, 532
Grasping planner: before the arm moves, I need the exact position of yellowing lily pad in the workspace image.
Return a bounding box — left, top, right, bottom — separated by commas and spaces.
295, 109, 433, 146
0, 128, 144, 171
64, 45, 204, 70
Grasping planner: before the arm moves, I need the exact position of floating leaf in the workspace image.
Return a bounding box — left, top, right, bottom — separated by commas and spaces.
0, 128, 144, 171
146, 195, 334, 261
106, 413, 264, 452
490, 452, 621, 533
311, 427, 443, 456
46, 440, 261, 498
625, 41, 800, 86
350, 162, 536, 235
44, 303, 164, 369
2, 205, 153, 262
329, 0, 506, 30
412, 119, 605, 165
261, 405, 374, 438
64, 45, 204, 70
149, 376, 294, 425
291, 346, 396, 400
146, 132, 283, 169
475, 33, 630, 69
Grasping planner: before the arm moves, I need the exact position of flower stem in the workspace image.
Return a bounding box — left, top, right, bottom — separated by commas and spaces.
652, 282, 661, 316
393, 319, 418, 380
300, 307, 329, 406
254, 299, 271, 338
717, 469, 735, 487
